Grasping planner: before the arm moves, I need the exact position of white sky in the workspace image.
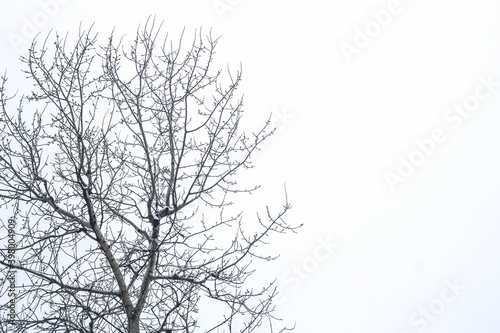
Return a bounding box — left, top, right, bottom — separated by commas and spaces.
2, 0, 500, 332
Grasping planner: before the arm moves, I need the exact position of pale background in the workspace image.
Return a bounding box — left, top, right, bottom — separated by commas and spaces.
1, 0, 500, 332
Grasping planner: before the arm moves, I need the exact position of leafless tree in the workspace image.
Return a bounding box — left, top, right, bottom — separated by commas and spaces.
0, 20, 298, 333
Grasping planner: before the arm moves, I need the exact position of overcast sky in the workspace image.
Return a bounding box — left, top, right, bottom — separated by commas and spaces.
2, 0, 500, 332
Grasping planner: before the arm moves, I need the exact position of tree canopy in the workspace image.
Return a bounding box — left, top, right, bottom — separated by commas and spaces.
0, 20, 298, 333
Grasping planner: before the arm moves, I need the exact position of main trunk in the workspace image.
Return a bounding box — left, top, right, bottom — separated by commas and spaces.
129, 318, 140, 333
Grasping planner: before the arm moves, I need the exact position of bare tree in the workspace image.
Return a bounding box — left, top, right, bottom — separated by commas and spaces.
0, 20, 298, 333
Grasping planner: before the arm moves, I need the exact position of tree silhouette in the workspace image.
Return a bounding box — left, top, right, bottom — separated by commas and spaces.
0, 20, 298, 333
